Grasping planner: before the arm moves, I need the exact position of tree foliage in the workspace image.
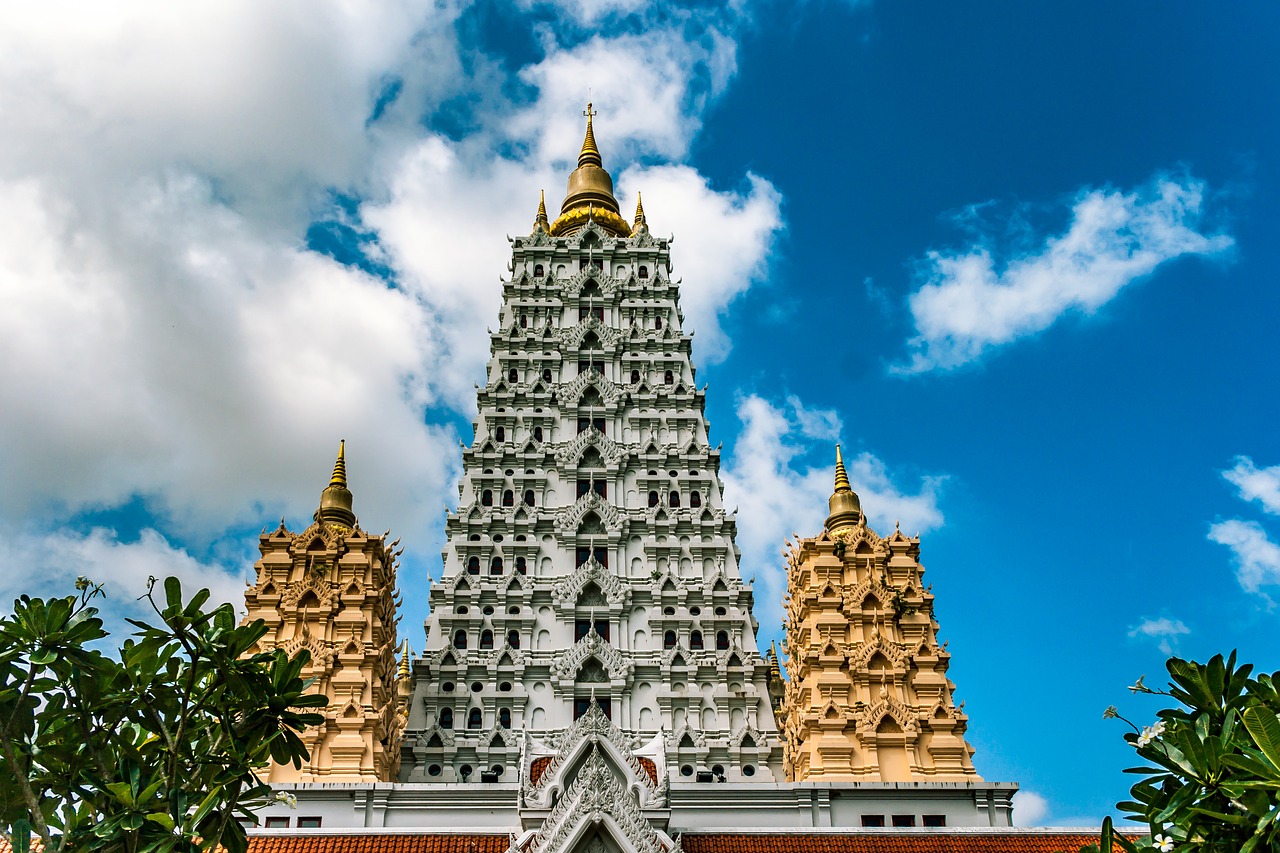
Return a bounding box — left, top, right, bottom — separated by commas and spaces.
0, 577, 325, 853
1105, 651, 1280, 853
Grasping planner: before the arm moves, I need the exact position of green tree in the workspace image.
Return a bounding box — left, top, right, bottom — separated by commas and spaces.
1104, 652, 1280, 853
0, 577, 325, 853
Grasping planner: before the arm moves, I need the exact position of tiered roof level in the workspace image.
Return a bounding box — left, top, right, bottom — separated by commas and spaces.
402, 106, 785, 785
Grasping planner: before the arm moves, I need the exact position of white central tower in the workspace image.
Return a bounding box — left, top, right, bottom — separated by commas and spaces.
402, 107, 784, 792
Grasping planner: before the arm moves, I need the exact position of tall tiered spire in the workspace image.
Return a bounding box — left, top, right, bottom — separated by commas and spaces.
318, 440, 356, 528
631, 192, 647, 234
578, 102, 602, 167
535, 189, 550, 230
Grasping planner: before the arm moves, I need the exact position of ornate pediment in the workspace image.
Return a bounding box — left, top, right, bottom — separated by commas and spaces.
555, 491, 623, 537
551, 559, 630, 610
550, 631, 633, 687
555, 428, 624, 469
558, 370, 624, 408
559, 315, 621, 351
856, 696, 920, 736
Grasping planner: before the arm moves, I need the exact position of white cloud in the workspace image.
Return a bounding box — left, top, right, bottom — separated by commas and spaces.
1012, 790, 1049, 827
1209, 519, 1280, 596
898, 174, 1233, 373
1128, 616, 1191, 655
0, 524, 247, 634
722, 395, 944, 640
1223, 456, 1280, 516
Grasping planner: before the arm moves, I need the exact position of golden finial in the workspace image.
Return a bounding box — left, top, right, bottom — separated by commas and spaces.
398, 639, 410, 680
834, 444, 851, 493
535, 189, 549, 230
330, 439, 348, 488
317, 440, 355, 528
632, 192, 647, 230
579, 102, 601, 168
825, 443, 862, 535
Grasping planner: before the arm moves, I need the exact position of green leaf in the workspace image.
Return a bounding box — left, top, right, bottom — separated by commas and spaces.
1242, 705, 1280, 771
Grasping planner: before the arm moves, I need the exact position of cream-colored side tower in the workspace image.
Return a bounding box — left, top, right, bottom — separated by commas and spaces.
781, 447, 981, 783
242, 442, 409, 781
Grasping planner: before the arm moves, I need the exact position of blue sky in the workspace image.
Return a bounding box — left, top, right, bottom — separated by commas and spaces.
2, 0, 1278, 828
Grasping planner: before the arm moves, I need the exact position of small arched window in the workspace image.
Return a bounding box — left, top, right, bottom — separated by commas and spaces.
481, 490, 493, 507
669, 491, 681, 508
454, 630, 467, 649
542, 368, 552, 382
638, 266, 649, 279
468, 708, 482, 729
439, 708, 453, 728
502, 490, 514, 507
507, 630, 520, 649
664, 630, 677, 649
499, 708, 511, 729
630, 369, 640, 384
690, 492, 701, 508
533, 264, 544, 276
716, 630, 730, 651
520, 314, 528, 328
523, 489, 535, 506
480, 630, 494, 649
515, 557, 527, 575
648, 491, 659, 508
490, 557, 503, 575
690, 631, 704, 650
467, 556, 480, 574
508, 368, 518, 383
533, 426, 543, 442
655, 316, 663, 330
495, 426, 505, 442
664, 370, 673, 385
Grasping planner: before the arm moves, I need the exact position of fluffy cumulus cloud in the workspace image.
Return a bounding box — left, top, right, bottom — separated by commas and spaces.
722, 395, 944, 641
1012, 790, 1049, 827
1209, 456, 1280, 599
0, 2, 783, 612
898, 174, 1233, 373
1128, 616, 1191, 655
1223, 456, 1280, 516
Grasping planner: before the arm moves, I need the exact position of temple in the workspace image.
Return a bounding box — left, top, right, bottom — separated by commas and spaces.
237, 106, 1070, 851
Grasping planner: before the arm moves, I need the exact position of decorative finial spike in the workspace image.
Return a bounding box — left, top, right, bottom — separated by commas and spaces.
535, 189, 549, 230
578, 102, 602, 168
329, 439, 348, 488
834, 444, 851, 493
632, 191, 647, 232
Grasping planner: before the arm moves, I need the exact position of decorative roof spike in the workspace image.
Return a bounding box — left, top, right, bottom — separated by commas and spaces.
632, 192, 648, 233
535, 189, 549, 230
330, 439, 348, 488
398, 639, 411, 680
578, 102, 602, 168
834, 443, 852, 493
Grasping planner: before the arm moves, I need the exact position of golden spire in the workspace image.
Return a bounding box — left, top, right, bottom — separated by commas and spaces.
549, 103, 630, 237
317, 440, 356, 528
834, 444, 851, 493
578, 102, 602, 168
398, 639, 411, 680
825, 443, 862, 535
535, 189, 549, 230
632, 192, 647, 232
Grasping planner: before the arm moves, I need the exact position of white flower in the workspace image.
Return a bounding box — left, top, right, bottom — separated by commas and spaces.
1129, 675, 1150, 693
273, 791, 298, 809
1103, 705, 1119, 719
1136, 727, 1154, 747
1152, 832, 1175, 851
1150, 720, 1167, 737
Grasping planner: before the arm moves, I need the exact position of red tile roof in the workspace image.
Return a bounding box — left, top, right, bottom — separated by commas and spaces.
247, 835, 509, 853
637, 757, 659, 787
529, 756, 554, 785
680, 832, 1122, 853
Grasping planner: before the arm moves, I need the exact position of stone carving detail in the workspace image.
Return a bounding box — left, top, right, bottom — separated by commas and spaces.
558, 315, 621, 351
550, 631, 633, 685
555, 490, 622, 536
558, 369, 624, 408
555, 427, 624, 468
551, 558, 630, 609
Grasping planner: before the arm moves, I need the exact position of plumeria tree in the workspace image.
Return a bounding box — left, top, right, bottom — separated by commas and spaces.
0, 577, 325, 853
1101, 652, 1280, 853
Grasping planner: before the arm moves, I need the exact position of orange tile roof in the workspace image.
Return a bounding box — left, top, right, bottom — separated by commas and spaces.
637, 757, 659, 787
680, 832, 1124, 853
529, 756, 554, 786
247, 835, 508, 853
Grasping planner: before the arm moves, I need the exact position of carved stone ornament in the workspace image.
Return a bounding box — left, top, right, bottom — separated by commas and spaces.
555, 490, 623, 537
550, 631, 633, 685
551, 558, 630, 609
555, 427, 625, 469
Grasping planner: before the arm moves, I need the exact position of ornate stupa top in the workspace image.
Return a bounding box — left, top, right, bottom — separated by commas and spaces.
824, 444, 862, 535
317, 439, 356, 529
548, 103, 632, 238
